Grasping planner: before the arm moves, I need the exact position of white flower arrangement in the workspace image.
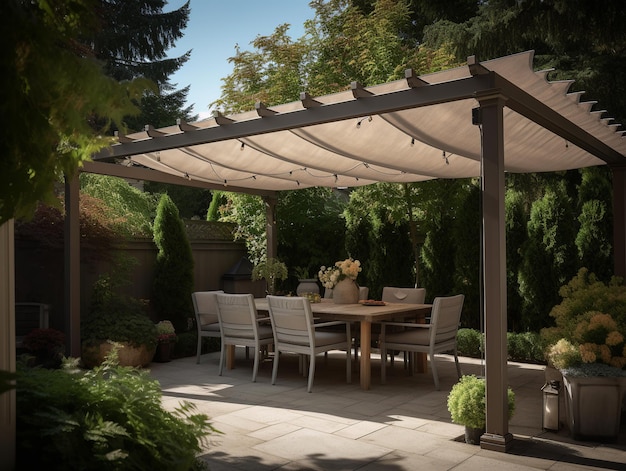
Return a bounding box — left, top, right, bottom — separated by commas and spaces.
318, 258, 361, 289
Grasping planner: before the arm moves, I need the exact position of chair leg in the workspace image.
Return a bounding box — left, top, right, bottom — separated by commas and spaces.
454, 350, 462, 379
252, 346, 260, 382
271, 349, 279, 385
307, 354, 316, 393
380, 343, 387, 384
196, 336, 202, 364
218, 343, 226, 376
346, 346, 352, 384
430, 354, 440, 390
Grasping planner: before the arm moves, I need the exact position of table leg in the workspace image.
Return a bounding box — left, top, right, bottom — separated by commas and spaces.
360, 320, 371, 390
226, 344, 235, 369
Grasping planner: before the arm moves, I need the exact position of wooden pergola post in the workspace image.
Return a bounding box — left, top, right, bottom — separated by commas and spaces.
476, 91, 514, 452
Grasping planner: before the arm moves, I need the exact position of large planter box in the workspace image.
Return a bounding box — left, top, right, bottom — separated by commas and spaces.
562, 374, 626, 440
82, 341, 156, 368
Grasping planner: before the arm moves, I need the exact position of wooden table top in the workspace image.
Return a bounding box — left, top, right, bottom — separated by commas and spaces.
254, 298, 431, 323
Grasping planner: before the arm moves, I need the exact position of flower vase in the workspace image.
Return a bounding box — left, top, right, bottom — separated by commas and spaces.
296, 279, 320, 296
332, 278, 359, 304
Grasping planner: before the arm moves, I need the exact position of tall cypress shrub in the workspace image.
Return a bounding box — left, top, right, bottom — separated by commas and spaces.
151, 194, 194, 332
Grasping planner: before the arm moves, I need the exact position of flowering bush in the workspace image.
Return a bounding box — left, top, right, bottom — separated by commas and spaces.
542, 268, 626, 375
546, 312, 626, 370
318, 258, 361, 289
156, 320, 176, 343
23, 328, 65, 357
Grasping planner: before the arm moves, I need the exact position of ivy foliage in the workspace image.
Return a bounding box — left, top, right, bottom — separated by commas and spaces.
16, 353, 215, 470
80, 174, 158, 237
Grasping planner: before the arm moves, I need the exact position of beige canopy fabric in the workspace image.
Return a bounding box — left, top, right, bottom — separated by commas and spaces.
92, 50, 625, 190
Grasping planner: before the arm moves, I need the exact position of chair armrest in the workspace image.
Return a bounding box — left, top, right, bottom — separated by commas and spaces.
313, 321, 347, 329
380, 321, 430, 328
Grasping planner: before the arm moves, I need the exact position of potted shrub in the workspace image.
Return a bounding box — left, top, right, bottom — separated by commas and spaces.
252, 257, 288, 295
542, 268, 626, 440
447, 374, 516, 444
81, 273, 158, 368
153, 320, 177, 363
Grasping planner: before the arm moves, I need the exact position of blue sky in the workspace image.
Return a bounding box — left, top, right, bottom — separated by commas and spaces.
165, 0, 315, 119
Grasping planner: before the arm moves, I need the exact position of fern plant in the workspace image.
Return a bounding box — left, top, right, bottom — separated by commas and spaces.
16, 350, 217, 470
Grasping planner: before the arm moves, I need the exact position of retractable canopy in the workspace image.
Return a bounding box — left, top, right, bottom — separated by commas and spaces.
91, 50, 626, 192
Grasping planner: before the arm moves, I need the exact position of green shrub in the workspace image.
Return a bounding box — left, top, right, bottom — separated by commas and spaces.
151, 194, 195, 332
16, 352, 216, 470
456, 328, 483, 357
507, 331, 546, 363
447, 374, 515, 429
83, 272, 157, 349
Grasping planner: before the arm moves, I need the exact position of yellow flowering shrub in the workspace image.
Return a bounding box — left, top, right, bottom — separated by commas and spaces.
542, 269, 626, 373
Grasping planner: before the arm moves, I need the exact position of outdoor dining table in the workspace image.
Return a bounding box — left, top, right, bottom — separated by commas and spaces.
253, 298, 432, 390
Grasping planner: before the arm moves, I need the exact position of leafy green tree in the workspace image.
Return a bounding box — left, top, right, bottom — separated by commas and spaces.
81, 174, 158, 237
151, 194, 194, 332
1, 0, 147, 225
452, 180, 481, 329
519, 182, 578, 330
575, 167, 613, 280
144, 181, 211, 219
505, 188, 529, 332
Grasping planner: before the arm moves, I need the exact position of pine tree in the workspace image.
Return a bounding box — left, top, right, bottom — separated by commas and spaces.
151, 194, 194, 332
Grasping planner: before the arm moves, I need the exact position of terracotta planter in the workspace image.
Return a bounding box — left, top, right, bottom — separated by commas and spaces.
82, 341, 156, 368
296, 279, 320, 296
332, 278, 359, 304
562, 373, 626, 440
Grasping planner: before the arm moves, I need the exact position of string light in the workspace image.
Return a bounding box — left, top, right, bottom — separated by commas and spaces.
411, 138, 415, 146
156, 151, 160, 162
356, 116, 372, 128
240, 142, 245, 151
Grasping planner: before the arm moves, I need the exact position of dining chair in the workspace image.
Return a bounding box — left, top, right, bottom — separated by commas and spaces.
381, 287, 426, 304
214, 293, 274, 382
380, 286, 426, 367
379, 294, 464, 390
192, 290, 223, 364
266, 295, 351, 392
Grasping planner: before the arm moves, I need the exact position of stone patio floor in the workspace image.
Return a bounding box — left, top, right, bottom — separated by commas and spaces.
149, 349, 626, 471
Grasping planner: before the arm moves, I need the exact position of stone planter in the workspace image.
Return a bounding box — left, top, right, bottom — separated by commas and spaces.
82, 341, 156, 368
562, 373, 626, 440
332, 278, 359, 304
464, 426, 485, 445
296, 279, 320, 296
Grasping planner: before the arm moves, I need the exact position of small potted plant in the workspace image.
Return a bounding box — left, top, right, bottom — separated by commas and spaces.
447, 374, 516, 444
251, 257, 288, 295
81, 273, 158, 368
294, 266, 320, 296
154, 320, 177, 363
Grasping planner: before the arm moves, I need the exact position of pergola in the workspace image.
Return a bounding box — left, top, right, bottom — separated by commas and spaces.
74, 50, 626, 451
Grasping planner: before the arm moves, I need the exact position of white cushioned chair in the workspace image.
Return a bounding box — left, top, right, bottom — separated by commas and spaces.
379, 294, 464, 390
215, 293, 274, 382
192, 290, 223, 364
267, 295, 352, 392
